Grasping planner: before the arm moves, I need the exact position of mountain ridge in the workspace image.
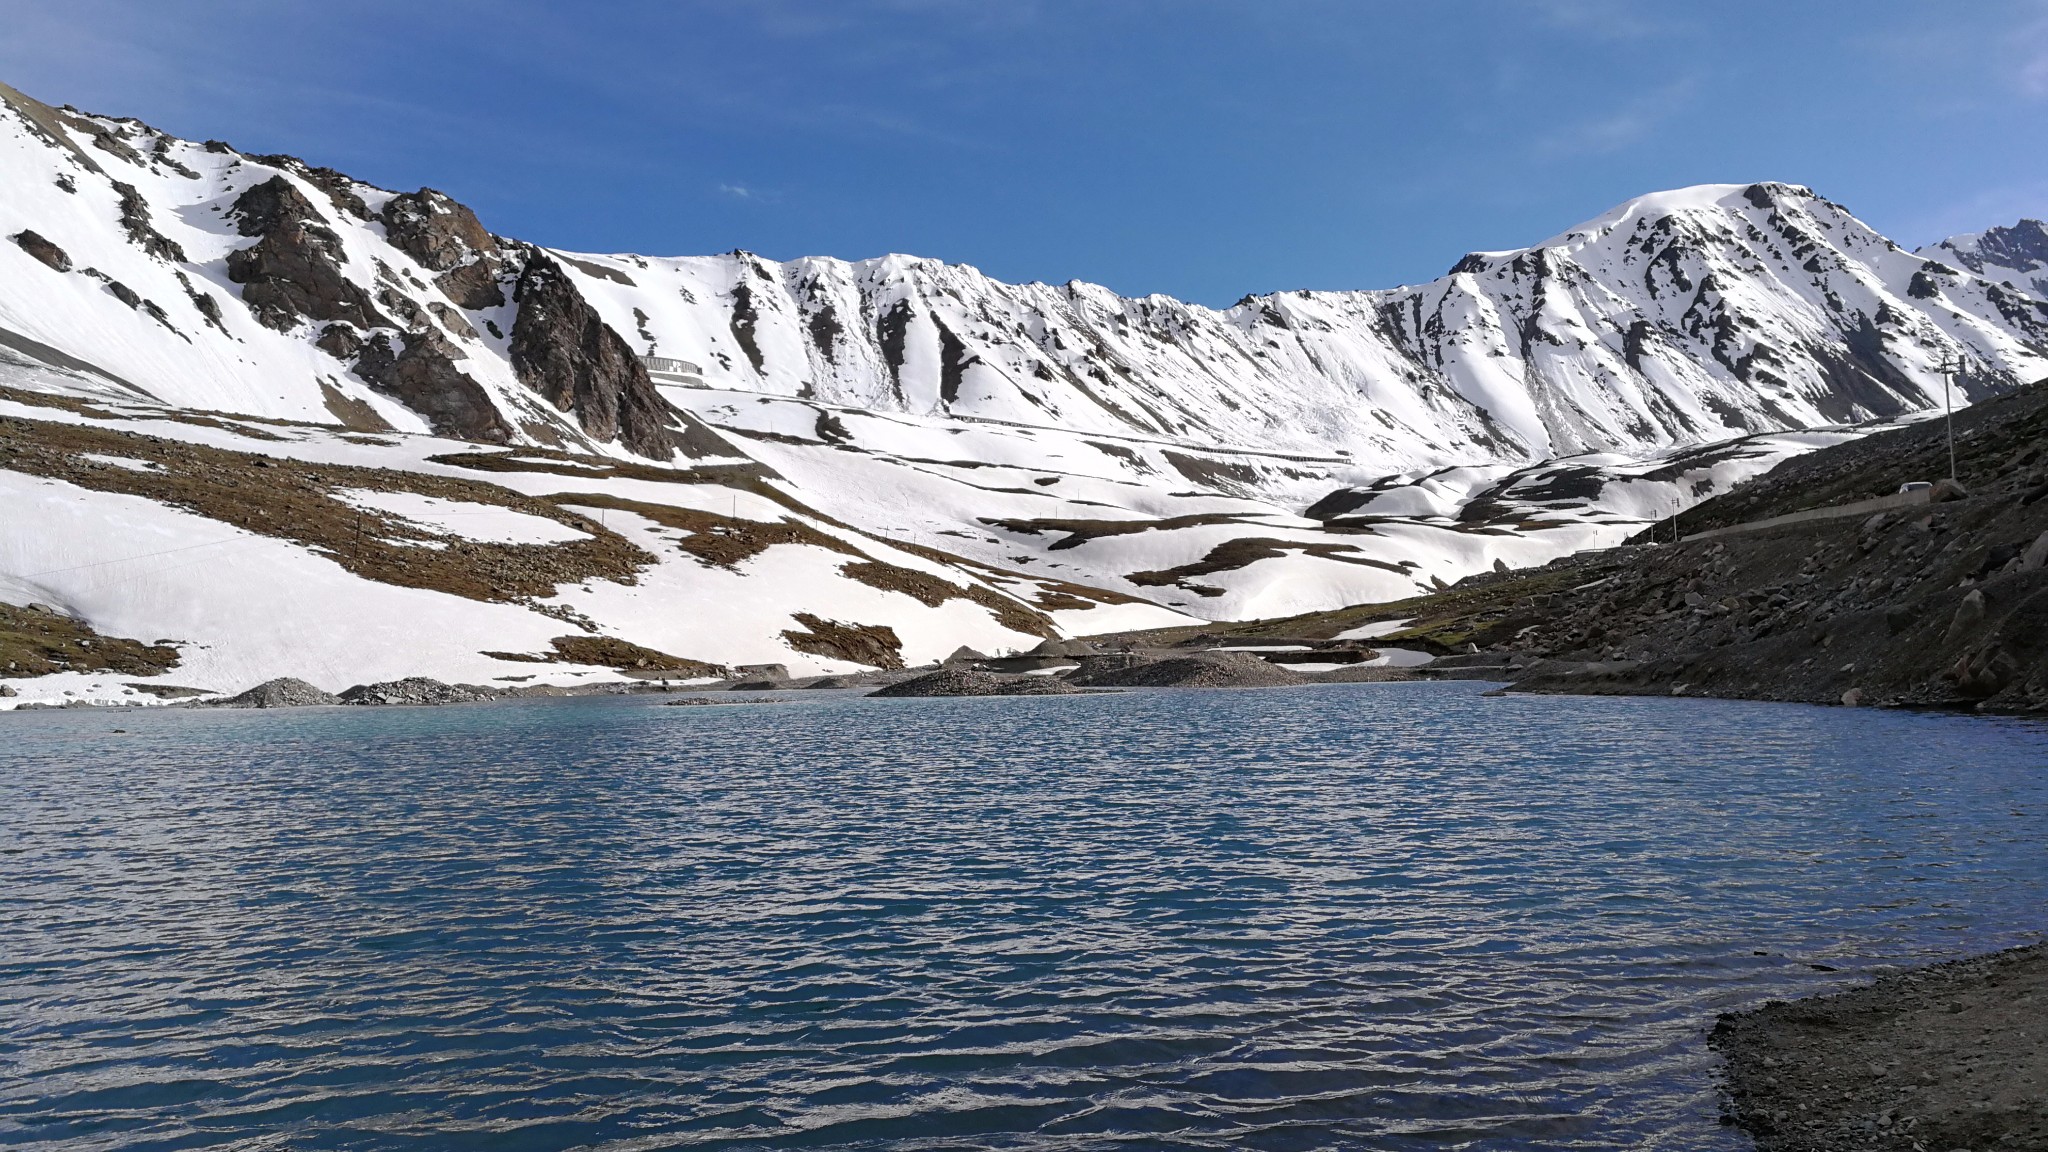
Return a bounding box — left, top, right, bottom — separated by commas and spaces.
4, 78, 2044, 475
4, 77, 2047, 706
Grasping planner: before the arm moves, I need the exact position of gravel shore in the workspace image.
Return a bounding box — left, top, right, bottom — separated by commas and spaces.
1710, 943, 2048, 1151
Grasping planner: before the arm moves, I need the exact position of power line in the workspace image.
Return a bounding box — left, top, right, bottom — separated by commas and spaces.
10, 533, 248, 579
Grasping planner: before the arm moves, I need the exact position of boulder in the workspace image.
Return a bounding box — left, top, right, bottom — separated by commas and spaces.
11, 229, 70, 272
1946, 588, 1987, 640
942, 645, 990, 666
1930, 478, 1970, 503
2022, 531, 2048, 573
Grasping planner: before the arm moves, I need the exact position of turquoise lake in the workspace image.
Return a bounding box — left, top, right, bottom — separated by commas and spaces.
3, 682, 2045, 1150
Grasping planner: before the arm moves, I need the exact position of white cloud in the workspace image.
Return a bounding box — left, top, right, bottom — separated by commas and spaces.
1532, 78, 1698, 158
1516, 0, 1684, 40
2019, 14, 2048, 97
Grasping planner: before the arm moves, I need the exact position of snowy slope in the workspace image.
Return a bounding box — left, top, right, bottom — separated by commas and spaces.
569, 186, 2048, 471
3, 81, 2043, 474
1920, 219, 2048, 303
4, 77, 2047, 705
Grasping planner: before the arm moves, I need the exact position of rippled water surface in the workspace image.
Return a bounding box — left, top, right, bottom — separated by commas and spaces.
3, 682, 2047, 1151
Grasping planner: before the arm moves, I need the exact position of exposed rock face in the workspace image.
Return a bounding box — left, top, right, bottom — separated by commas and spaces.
339, 677, 496, 705
1921, 218, 2048, 299
380, 188, 506, 309
110, 180, 185, 262
510, 251, 679, 458
208, 677, 340, 708
352, 328, 511, 443
225, 175, 388, 332
11, 229, 69, 272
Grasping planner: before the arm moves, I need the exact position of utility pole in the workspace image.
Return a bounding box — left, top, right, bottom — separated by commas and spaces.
1940, 352, 1962, 482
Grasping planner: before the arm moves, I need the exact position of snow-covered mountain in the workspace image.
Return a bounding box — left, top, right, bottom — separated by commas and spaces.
1920, 219, 2048, 303
3, 77, 2046, 705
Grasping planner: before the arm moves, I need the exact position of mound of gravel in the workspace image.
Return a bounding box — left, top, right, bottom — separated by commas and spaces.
338, 678, 497, 706
208, 677, 340, 708
869, 669, 1084, 697
1309, 665, 1425, 683
1065, 650, 1306, 688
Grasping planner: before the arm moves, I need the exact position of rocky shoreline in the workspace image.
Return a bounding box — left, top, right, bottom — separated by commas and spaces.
1711, 944, 2048, 1151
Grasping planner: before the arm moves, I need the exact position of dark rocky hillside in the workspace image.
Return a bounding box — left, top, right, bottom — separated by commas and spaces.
1096, 377, 2048, 715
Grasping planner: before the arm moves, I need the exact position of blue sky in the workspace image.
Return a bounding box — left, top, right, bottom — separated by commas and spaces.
4, 0, 2046, 305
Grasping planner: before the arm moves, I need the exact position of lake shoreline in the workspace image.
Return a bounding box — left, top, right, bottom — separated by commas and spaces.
1710, 942, 2048, 1151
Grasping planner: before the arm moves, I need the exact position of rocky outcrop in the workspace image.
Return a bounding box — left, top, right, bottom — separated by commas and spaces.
11, 229, 69, 272
380, 188, 506, 309
351, 328, 511, 443
509, 251, 679, 458
225, 175, 388, 332
1921, 219, 2048, 299
111, 180, 185, 262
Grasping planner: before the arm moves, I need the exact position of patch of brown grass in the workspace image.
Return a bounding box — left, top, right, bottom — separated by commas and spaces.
0, 383, 124, 419
781, 613, 904, 669
319, 380, 394, 433
1, 602, 180, 677
1127, 538, 1407, 588
980, 512, 1251, 551
431, 448, 775, 488
543, 492, 863, 569
483, 635, 726, 676
0, 413, 652, 603
838, 560, 1056, 639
